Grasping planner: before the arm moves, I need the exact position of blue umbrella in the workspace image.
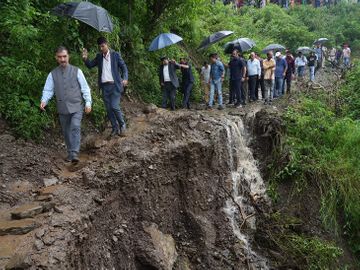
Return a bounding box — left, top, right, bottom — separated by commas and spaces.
148, 33, 183, 52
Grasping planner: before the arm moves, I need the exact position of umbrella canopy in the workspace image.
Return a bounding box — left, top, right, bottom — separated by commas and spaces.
52, 2, 113, 33
296, 46, 315, 54
148, 33, 183, 52
197, 31, 234, 50
314, 38, 329, 45
224, 38, 256, 54
262, 44, 286, 53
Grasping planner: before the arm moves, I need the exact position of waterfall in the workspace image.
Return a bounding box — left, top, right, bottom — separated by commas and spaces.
222, 117, 269, 270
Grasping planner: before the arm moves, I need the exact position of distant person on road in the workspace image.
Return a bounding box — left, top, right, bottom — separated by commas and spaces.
295, 52, 308, 81
82, 37, 128, 137
158, 57, 180, 111
274, 52, 287, 98
314, 44, 322, 73
329, 47, 336, 67
208, 53, 225, 110
335, 48, 342, 65
41, 46, 92, 163
200, 62, 211, 104
179, 57, 194, 109
343, 44, 351, 68
228, 49, 246, 108
247, 52, 261, 102
262, 52, 276, 105
283, 50, 295, 94
307, 51, 317, 82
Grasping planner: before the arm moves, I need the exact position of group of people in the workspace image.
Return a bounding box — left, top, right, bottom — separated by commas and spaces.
220, 0, 359, 9
39, 35, 352, 163
40, 37, 128, 163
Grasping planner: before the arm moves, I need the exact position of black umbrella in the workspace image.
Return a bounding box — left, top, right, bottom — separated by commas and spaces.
224, 38, 256, 54
262, 44, 286, 53
197, 31, 234, 51
52, 2, 113, 33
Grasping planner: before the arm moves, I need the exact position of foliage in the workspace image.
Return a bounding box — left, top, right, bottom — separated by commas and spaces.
276, 96, 360, 258
339, 64, 360, 119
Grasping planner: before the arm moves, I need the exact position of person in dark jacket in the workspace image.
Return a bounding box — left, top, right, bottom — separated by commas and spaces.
159, 57, 180, 111
82, 37, 128, 137
179, 57, 194, 109
283, 50, 295, 94
228, 49, 246, 107
307, 52, 317, 82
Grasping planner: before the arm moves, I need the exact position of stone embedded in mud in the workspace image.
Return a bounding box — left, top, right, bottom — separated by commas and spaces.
143, 224, 178, 270
35, 195, 53, 202
10, 203, 43, 220
34, 239, 44, 251
43, 177, 58, 187
5, 253, 31, 270
0, 219, 37, 235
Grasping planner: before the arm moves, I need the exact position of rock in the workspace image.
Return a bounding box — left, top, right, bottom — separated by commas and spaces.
35, 228, 46, 239
176, 256, 192, 270
54, 206, 64, 213
43, 177, 58, 187
11, 203, 43, 220
41, 202, 55, 212
0, 219, 37, 235
35, 195, 53, 202
143, 223, 178, 270
82, 169, 96, 184
5, 253, 31, 270
143, 104, 157, 114
34, 239, 44, 251
93, 197, 105, 205
112, 236, 118, 242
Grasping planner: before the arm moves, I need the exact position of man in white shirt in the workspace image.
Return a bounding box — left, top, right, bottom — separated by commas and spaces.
247, 52, 261, 102
200, 62, 211, 104
159, 57, 183, 110
343, 44, 351, 68
83, 37, 128, 137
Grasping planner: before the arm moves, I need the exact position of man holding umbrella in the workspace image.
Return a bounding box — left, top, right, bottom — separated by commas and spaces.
82, 37, 128, 137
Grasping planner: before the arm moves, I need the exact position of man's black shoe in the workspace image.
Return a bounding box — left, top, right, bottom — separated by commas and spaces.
71, 155, 80, 164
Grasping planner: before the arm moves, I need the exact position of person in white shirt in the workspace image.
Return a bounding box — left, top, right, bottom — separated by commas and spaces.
200, 62, 211, 104
343, 44, 351, 68
295, 52, 308, 80
247, 52, 261, 102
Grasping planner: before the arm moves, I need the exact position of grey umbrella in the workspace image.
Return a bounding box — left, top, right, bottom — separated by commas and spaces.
224, 38, 256, 54
197, 31, 234, 50
262, 44, 286, 53
296, 46, 315, 54
52, 2, 113, 33
314, 38, 329, 45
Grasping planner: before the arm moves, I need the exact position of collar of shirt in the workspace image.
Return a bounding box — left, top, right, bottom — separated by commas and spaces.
103, 50, 110, 61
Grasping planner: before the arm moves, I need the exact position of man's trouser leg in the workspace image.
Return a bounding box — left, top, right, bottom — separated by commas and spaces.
169, 83, 176, 110
102, 84, 119, 132
182, 82, 193, 109
248, 76, 257, 101
215, 79, 223, 107
233, 79, 242, 105
59, 111, 83, 158
108, 84, 125, 128
209, 81, 216, 107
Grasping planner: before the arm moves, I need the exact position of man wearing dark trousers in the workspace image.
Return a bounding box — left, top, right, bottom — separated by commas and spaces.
228, 49, 246, 108
158, 57, 181, 110
179, 57, 194, 109
247, 52, 261, 102
82, 37, 128, 137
